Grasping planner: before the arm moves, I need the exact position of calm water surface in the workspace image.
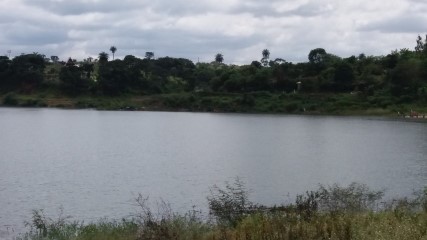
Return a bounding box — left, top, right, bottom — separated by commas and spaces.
1, 107, 427, 236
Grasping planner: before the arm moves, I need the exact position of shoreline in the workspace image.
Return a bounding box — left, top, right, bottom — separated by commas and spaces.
1, 92, 426, 121
2, 105, 427, 124
7, 182, 427, 240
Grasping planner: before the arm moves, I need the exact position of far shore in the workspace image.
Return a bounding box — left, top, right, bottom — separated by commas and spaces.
1, 92, 427, 121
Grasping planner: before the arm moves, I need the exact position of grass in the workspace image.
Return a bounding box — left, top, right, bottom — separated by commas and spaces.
19, 211, 427, 240
16, 182, 427, 240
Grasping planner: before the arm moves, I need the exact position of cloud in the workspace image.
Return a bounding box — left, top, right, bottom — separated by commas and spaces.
285, 1, 335, 17
359, 15, 427, 33
3, 23, 68, 45
0, 0, 424, 63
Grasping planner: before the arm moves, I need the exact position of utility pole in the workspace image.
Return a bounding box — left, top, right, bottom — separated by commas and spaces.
7, 50, 11, 58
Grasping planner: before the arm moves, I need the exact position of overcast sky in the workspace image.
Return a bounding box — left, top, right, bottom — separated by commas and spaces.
0, 0, 426, 64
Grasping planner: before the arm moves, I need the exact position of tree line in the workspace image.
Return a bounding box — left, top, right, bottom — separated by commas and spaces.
1, 36, 427, 104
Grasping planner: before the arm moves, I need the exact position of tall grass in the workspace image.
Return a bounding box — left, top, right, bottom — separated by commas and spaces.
18, 182, 427, 240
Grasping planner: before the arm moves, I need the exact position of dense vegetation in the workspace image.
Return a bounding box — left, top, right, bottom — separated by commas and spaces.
18, 181, 427, 240
1, 35, 427, 114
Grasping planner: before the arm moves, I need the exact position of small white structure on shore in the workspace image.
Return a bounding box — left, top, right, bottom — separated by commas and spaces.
296, 81, 302, 92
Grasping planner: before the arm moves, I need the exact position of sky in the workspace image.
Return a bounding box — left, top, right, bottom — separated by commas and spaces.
0, 0, 426, 64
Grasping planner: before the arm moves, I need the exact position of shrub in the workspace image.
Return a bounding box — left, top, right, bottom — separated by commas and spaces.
284, 102, 299, 112
295, 191, 321, 219
134, 194, 208, 240
207, 177, 253, 226
316, 183, 384, 213
3, 92, 18, 105
21, 208, 79, 240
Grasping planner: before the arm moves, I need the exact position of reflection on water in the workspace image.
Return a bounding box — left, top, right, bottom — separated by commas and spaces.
1, 108, 427, 236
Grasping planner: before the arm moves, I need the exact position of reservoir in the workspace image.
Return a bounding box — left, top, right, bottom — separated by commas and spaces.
1, 107, 427, 235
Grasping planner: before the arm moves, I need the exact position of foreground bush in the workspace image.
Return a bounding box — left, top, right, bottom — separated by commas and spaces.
18, 182, 427, 240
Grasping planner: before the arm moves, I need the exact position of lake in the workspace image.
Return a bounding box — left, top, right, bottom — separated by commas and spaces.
1, 107, 427, 237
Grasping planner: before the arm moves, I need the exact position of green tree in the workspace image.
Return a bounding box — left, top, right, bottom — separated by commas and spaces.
123, 55, 140, 67
145, 52, 154, 60
50, 56, 59, 63
262, 49, 270, 59
415, 35, 425, 53
261, 49, 270, 67
98, 52, 109, 64
59, 64, 91, 95
223, 71, 244, 92
308, 48, 329, 75
82, 62, 94, 79
319, 67, 336, 91
0, 56, 12, 91
273, 58, 286, 65
272, 62, 295, 92
249, 68, 271, 91
98, 60, 126, 95
308, 48, 327, 64
110, 46, 117, 60
9, 53, 45, 92
382, 52, 399, 69
194, 63, 215, 91
333, 62, 354, 92
0, 56, 10, 72
98, 59, 146, 95
389, 58, 423, 98
215, 53, 224, 63
251, 61, 262, 68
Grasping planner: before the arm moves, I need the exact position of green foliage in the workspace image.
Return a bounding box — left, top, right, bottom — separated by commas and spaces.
20, 209, 137, 240
7, 53, 45, 92
77, 220, 137, 240
134, 194, 210, 240
2, 34, 427, 113
308, 48, 327, 64
415, 34, 426, 53
316, 183, 384, 213
294, 183, 384, 219
333, 62, 354, 92
17, 182, 427, 240
20, 209, 79, 240
98, 52, 109, 64
3, 92, 19, 105
215, 53, 224, 63
145, 52, 154, 60
109, 46, 117, 60
389, 58, 423, 97
261, 49, 270, 67
284, 102, 299, 112
0, 56, 12, 91
97, 59, 147, 95
295, 191, 320, 219
59, 65, 91, 95
207, 177, 253, 226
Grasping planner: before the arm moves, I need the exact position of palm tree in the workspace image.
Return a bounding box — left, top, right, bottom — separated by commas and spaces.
110, 46, 117, 60
215, 53, 224, 63
261, 49, 270, 67
262, 49, 270, 59
98, 52, 109, 64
